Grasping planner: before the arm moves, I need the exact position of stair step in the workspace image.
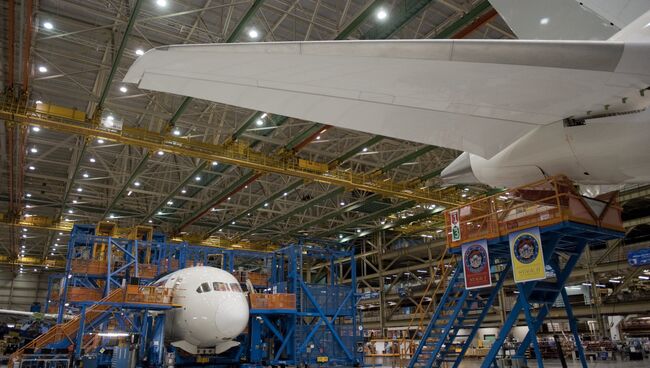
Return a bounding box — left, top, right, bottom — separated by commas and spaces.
534, 281, 560, 292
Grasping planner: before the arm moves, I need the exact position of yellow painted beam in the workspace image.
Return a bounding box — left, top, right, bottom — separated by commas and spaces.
0, 99, 464, 207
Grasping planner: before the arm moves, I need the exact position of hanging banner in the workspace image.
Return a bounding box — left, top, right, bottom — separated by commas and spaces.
509, 227, 546, 283
461, 240, 492, 289
450, 209, 461, 241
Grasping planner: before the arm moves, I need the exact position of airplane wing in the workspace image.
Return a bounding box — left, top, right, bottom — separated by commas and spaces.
489, 0, 650, 40
124, 39, 650, 158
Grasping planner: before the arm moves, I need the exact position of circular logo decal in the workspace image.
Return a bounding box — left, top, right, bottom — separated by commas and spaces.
464, 244, 488, 274
513, 233, 539, 264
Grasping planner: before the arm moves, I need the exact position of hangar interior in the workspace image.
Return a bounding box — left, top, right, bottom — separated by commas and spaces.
0, 0, 649, 367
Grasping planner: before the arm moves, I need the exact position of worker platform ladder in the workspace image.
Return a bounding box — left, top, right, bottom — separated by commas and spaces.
408, 262, 510, 368
9, 288, 123, 364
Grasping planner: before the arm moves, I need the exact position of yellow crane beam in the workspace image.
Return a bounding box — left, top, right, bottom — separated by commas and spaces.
0, 98, 465, 207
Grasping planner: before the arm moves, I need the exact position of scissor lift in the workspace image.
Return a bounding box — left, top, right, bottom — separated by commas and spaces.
408, 176, 625, 368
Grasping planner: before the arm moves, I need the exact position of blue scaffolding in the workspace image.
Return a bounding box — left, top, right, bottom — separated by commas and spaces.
249, 239, 363, 366
408, 177, 625, 368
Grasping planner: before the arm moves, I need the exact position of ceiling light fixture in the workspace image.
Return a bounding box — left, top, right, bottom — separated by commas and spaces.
119, 86, 128, 93
38, 66, 48, 73
248, 29, 259, 39
43, 21, 54, 30
135, 49, 145, 56
376, 8, 388, 20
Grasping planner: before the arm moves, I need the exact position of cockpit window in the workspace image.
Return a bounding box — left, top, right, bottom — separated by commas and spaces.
213, 282, 230, 291
229, 283, 242, 292
201, 282, 211, 293
196, 286, 202, 293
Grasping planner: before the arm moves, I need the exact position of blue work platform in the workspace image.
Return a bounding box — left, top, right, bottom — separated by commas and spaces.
408, 221, 623, 368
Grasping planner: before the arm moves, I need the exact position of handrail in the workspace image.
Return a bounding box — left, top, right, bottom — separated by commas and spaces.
397, 245, 456, 366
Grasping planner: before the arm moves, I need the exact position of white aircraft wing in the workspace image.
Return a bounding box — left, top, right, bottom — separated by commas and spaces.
124, 39, 650, 158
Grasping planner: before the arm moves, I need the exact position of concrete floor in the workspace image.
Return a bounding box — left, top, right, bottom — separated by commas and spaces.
363, 356, 645, 367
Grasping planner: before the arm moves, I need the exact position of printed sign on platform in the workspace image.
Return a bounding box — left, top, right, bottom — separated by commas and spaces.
450, 209, 461, 242
461, 240, 492, 289
509, 227, 546, 283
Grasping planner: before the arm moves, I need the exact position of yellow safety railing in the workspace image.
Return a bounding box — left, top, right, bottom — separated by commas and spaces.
444, 175, 624, 248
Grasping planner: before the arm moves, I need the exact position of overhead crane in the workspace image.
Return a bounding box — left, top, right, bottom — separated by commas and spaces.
0, 99, 466, 207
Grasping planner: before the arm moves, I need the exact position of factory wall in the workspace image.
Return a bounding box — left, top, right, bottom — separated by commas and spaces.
0, 268, 49, 311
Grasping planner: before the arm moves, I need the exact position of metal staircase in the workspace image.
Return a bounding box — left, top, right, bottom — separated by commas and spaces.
408, 263, 510, 368
10, 288, 123, 363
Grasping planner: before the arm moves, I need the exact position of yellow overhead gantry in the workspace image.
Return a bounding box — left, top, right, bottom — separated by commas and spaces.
0, 98, 466, 208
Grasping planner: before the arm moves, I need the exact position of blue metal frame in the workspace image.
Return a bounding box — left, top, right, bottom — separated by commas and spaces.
408, 221, 622, 368
251, 239, 362, 366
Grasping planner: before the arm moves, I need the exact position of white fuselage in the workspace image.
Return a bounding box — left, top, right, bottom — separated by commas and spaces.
154, 266, 249, 349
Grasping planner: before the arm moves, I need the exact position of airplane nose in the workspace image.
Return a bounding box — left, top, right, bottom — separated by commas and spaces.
440, 152, 479, 184
214, 297, 249, 338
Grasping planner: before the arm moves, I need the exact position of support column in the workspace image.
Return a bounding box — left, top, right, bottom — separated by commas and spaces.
376, 233, 387, 337
586, 248, 606, 338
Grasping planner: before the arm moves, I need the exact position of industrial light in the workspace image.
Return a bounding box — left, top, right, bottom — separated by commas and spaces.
212, 161, 218, 166
133, 181, 141, 187
256, 119, 264, 126
248, 29, 259, 39
38, 66, 48, 73
340, 201, 345, 206
57, 238, 60, 241
362, 147, 368, 152
89, 157, 96, 163
25, 193, 32, 197
97, 138, 104, 144
83, 172, 89, 178
609, 279, 622, 283
232, 221, 236, 225
76, 187, 83, 192
339, 234, 343, 239
109, 214, 115, 219
30, 147, 38, 153
28, 166, 35, 170
43, 21, 54, 30
195, 176, 201, 181
356, 229, 361, 233
127, 191, 132, 196
59, 232, 63, 235
72, 200, 78, 203
316, 136, 321, 140
376, 8, 388, 20
135, 49, 145, 56
172, 129, 181, 136
264, 203, 269, 207
68, 209, 73, 214
227, 197, 231, 200
639, 275, 650, 280
181, 189, 187, 194
32, 126, 40, 132
106, 115, 114, 122
157, 211, 164, 215
25, 204, 32, 208
540, 17, 550, 25
119, 86, 128, 93
22, 234, 27, 238
167, 200, 173, 205
157, 150, 165, 156
148, 219, 153, 223
283, 192, 288, 196
35, 100, 43, 105
155, 0, 167, 7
